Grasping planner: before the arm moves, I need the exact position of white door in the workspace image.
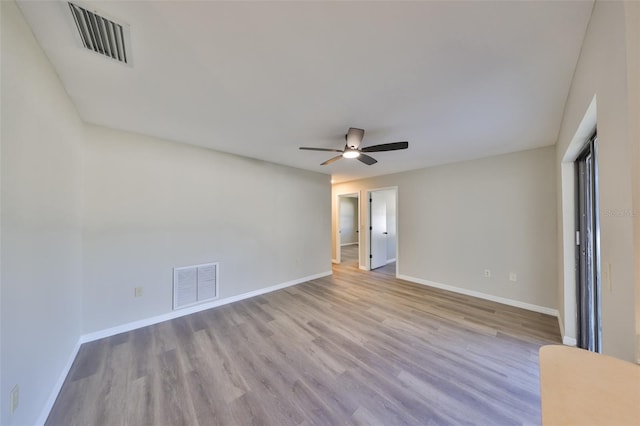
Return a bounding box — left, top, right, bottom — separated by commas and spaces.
369, 191, 387, 269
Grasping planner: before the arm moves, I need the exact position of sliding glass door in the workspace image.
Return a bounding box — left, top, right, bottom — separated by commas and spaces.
575, 134, 601, 352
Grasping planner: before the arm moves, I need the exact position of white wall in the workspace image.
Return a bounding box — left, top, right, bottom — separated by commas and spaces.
1, 1, 84, 424
339, 197, 358, 245
82, 124, 331, 333
333, 146, 557, 311
556, 0, 639, 361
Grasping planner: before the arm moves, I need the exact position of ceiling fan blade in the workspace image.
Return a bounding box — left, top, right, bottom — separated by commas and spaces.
321, 155, 343, 166
357, 153, 377, 165
300, 147, 344, 153
360, 141, 409, 152
346, 128, 365, 148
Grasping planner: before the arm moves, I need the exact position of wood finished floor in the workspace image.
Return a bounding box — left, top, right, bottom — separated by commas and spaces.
47, 256, 561, 426
340, 243, 359, 266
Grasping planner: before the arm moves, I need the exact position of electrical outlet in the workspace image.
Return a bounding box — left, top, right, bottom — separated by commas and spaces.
134, 286, 143, 297
484, 269, 491, 278
10, 385, 19, 415
509, 273, 517, 282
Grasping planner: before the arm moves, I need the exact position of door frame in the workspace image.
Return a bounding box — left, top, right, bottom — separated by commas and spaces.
365, 186, 399, 273
559, 95, 596, 346
335, 192, 360, 265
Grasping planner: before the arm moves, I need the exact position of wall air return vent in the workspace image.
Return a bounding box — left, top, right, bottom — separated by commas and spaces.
173, 262, 219, 310
67, 2, 132, 65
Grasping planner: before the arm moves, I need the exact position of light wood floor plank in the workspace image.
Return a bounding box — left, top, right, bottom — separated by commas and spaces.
46, 255, 560, 425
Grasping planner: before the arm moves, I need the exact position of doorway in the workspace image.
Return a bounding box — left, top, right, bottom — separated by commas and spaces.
337, 193, 360, 265
367, 188, 397, 271
575, 133, 601, 352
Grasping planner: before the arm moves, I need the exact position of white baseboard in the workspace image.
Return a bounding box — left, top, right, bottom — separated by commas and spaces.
80, 270, 333, 344
556, 315, 577, 346
385, 258, 396, 265
340, 242, 358, 247
397, 274, 559, 317
36, 339, 82, 426
332, 258, 339, 264
557, 314, 565, 338
359, 265, 369, 271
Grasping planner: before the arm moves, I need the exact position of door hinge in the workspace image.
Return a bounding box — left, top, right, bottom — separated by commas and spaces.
575, 231, 580, 246
369, 254, 373, 259
369, 226, 372, 231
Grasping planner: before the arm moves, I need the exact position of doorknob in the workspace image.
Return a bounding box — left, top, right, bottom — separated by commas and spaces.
383, 232, 388, 235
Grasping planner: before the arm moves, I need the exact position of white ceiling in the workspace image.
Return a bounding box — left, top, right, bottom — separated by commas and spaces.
17, 0, 593, 183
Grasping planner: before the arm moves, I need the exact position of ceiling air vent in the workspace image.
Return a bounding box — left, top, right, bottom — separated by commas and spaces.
67, 2, 131, 65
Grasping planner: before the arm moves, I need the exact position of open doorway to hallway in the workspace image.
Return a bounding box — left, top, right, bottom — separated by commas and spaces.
337, 193, 360, 266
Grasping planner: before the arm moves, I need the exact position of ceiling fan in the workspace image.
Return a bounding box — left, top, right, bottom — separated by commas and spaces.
300, 127, 409, 166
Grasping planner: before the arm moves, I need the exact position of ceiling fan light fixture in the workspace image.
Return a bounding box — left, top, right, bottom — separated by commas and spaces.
299, 127, 408, 166
342, 149, 360, 159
